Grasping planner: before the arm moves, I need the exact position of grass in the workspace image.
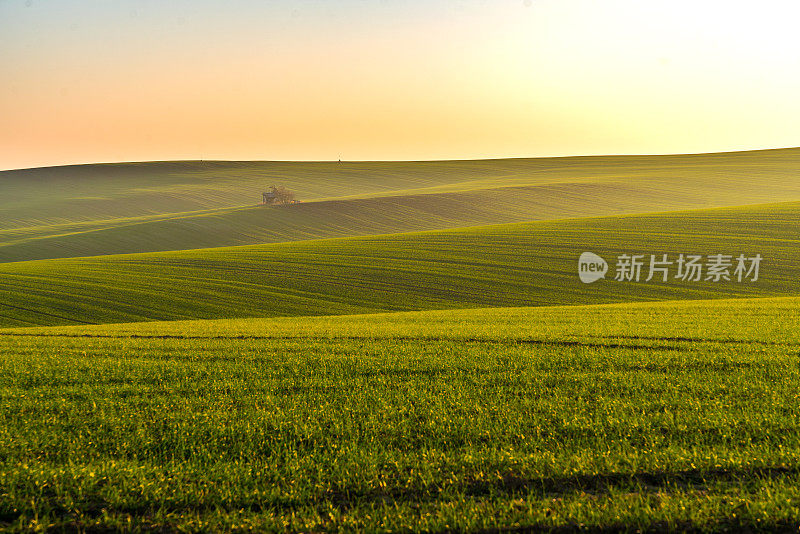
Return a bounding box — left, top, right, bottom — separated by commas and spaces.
2, 147, 800, 262
1, 297, 799, 531
0, 200, 798, 327
0, 181, 754, 263
3, 149, 800, 531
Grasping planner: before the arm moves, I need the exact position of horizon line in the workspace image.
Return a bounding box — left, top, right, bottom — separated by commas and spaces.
2, 145, 799, 173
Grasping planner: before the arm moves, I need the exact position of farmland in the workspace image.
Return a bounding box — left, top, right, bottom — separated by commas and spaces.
3, 149, 798, 228
1, 149, 800, 532
0, 200, 798, 327
3, 148, 800, 262
1, 297, 800, 531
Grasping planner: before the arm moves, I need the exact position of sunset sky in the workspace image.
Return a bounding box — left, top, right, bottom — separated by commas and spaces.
2, 0, 799, 170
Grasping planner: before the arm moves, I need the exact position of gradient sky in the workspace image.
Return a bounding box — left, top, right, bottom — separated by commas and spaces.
2, 0, 800, 170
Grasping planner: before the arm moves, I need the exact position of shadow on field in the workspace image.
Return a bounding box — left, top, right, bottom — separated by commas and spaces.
468, 518, 800, 533
326, 465, 800, 511
0, 331, 694, 352
4, 467, 799, 533
334, 466, 800, 533
7, 514, 799, 534
593, 334, 800, 347
458, 466, 799, 498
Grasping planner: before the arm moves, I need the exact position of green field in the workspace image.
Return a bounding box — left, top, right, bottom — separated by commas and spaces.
3, 149, 798, 227
2, 298, 800, 531
1, 149, 800, 532
1, 200, 797, 327
3, 148, 800, 262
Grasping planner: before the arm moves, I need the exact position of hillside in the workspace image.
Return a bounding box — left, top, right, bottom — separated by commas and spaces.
6, 295, 798, 344
2, 148, 799, 262
2, 297, 799, 531
1, 201, 797, 327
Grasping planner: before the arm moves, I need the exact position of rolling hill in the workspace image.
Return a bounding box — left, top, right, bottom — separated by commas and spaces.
0, 201, 797, 327
6, 294, 798, 344
3, 150, 800, 532
2, 147, 800, 263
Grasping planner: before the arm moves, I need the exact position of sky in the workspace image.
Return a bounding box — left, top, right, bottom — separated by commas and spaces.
2, 0, 800, 170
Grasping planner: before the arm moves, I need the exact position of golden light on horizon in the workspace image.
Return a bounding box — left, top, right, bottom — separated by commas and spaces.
1, 0, 799, 170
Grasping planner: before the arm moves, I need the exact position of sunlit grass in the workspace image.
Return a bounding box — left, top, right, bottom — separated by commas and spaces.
1, 297, 799, 531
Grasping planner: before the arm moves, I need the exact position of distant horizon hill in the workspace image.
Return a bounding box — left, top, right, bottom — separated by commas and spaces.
2, 146, 799, 263
3, 145, 800, 173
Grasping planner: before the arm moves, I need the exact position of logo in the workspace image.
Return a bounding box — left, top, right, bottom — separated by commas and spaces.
578, 252, 608, 284
577, 252, 762, 284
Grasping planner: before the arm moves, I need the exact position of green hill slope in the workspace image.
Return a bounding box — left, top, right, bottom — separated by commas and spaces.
0, 201, 797, 327
1, 297, 799, 531
6, 295, 797, 344
2, 148, 800, 263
